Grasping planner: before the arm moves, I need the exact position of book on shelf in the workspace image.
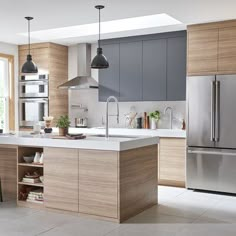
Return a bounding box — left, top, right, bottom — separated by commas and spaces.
22, 178, 40, 184
26, 199, 43, 204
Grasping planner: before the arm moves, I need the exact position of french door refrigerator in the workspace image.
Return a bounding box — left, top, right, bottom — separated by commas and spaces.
187, 75, 236, 194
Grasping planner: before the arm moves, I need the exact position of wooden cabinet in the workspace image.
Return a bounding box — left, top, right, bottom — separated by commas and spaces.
218, 27, 236, 72
18, 43, 68, 126
79, 150, 118, 218
187, 19, 236, 75
187, 28, 218, 75
0, 146, 17, 200
99, 43, 120, 101
158, 138, 186, 187
142, 39, 167, 101
44, 147, 79, 212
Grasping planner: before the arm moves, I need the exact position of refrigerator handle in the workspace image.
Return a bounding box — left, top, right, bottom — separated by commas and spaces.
211, 81, 216, 142
215, 81, 220, 142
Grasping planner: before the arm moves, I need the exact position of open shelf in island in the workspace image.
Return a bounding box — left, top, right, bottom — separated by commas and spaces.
18, 182, 44, 187
18, 163, 43, 168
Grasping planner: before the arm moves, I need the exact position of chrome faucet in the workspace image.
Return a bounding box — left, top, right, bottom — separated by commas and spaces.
164, 107, 173, 129
106, 96, 119, 139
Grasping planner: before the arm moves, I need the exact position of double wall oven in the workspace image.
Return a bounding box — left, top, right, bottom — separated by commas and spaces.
19, 74, 49, 128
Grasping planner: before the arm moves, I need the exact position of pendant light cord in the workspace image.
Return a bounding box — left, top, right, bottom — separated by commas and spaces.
28, 19, 31, 55
99, 7, 101, 48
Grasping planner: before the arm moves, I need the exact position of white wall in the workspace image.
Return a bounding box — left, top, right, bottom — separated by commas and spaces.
69, 43, 186, 129
0, 42, 18, 130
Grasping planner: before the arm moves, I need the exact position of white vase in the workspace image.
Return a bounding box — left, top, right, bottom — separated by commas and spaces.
151, 119, 157, 130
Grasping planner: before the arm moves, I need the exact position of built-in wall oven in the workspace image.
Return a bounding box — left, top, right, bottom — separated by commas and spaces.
19, 74, 49, 128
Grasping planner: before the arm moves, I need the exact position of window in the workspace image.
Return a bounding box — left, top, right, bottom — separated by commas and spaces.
0, 54, 15, 132
0, 58, 9, 131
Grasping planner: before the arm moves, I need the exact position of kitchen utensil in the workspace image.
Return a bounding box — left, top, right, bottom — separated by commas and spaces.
136, 117, 142, 129
75, 118, 88, 128
23, 155, 34, 163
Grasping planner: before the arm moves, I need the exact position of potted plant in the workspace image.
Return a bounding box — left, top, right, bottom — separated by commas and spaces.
56, 115, 70, 136
149, 110, 160, 130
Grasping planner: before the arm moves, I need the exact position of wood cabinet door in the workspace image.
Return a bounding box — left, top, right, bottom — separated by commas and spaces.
218, 27, 236, 73
44, 147, 79, 212
0, 146, 17, 200
79, 150, 118, 219
187, 29, 218, 75
99, 43, 120, 101
159, 138, 186, 186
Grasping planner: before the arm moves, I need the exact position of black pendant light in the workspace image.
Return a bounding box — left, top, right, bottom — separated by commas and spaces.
91, 5, 109, 69
21, 17, 38, 73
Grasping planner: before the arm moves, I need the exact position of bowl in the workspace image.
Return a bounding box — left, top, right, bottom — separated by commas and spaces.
23, 156, 34, 163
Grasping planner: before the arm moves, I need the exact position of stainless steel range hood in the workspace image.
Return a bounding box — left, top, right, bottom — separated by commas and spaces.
58, 43, 98, 89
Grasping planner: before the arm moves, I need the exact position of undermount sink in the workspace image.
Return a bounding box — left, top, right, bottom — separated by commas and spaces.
90, 134, 139, 139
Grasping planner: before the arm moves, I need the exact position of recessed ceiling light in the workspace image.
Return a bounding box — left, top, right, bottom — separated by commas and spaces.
19, 13, 182, 41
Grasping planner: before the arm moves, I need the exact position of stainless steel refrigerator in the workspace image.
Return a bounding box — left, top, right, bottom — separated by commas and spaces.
187, 75, 236, 194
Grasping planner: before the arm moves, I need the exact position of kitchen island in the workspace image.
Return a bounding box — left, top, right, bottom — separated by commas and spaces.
0, 132, 158, 223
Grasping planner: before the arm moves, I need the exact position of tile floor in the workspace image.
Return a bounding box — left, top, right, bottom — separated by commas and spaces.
1, 186, 236, 236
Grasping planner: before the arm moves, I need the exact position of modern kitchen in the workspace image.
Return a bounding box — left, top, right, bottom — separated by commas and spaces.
1, 1, 236, 235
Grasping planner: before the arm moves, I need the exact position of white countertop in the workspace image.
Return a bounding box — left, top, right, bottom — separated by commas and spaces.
0, 132, 158, 151
68, 127, 186, 138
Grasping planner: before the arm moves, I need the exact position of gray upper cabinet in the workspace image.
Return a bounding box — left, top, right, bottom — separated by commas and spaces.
98, 31, 186, 102
99, 43, 120, 102
143, 39, 167, 101
167, 37, 187, 101
119, 41, 143, 101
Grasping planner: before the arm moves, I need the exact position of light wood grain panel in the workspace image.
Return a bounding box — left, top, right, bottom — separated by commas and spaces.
79, 150, 118, 218
44, 147, 79, 212
187, 28, 218, 75
0, 146, 17, 200
159, 138, 186, 187
119, 145, 157, 222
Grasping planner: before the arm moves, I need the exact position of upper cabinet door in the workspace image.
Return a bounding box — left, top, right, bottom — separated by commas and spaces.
99, 43, 120, 101
218, 27, 236, 73
187, 29, 218, 75
167, 37, 187, 101
119, 41, 143, 101
143, 39, 167, 101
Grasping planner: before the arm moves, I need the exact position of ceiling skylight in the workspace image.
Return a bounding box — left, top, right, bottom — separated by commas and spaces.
19, 13, 182, 41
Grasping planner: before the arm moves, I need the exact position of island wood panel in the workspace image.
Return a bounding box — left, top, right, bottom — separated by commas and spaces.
0, 146, 17, 200
44, 147, 79, 212
158, 138, 186, 187
79, 150, 118, 219
119, 145, 157, 222
187, 28, 219, 75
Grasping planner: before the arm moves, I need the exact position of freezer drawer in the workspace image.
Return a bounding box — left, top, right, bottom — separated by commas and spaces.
187, 147, 236, 194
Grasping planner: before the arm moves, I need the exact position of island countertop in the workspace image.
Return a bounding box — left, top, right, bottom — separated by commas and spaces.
0, 132, 158, 151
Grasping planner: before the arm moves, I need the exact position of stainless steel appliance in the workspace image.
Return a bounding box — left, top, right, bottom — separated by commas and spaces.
19, 80, 48, 98
187, 75, 236, 194
75, 118, 88, 128
19, 74, 49, 128
19, 98, 48, 127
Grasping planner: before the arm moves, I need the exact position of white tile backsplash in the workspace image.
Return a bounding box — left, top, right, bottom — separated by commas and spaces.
69, 89, 186, 128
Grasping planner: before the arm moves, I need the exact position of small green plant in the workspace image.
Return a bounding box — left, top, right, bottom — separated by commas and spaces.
56, 115, 70, 128
149, 110, 160, 121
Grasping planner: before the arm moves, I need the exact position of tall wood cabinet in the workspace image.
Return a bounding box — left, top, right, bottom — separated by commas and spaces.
187, 19, 236, 75
18, 43, 68, 125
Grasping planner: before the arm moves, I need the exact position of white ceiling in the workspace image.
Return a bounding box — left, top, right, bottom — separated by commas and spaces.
1, 0, 236, 45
